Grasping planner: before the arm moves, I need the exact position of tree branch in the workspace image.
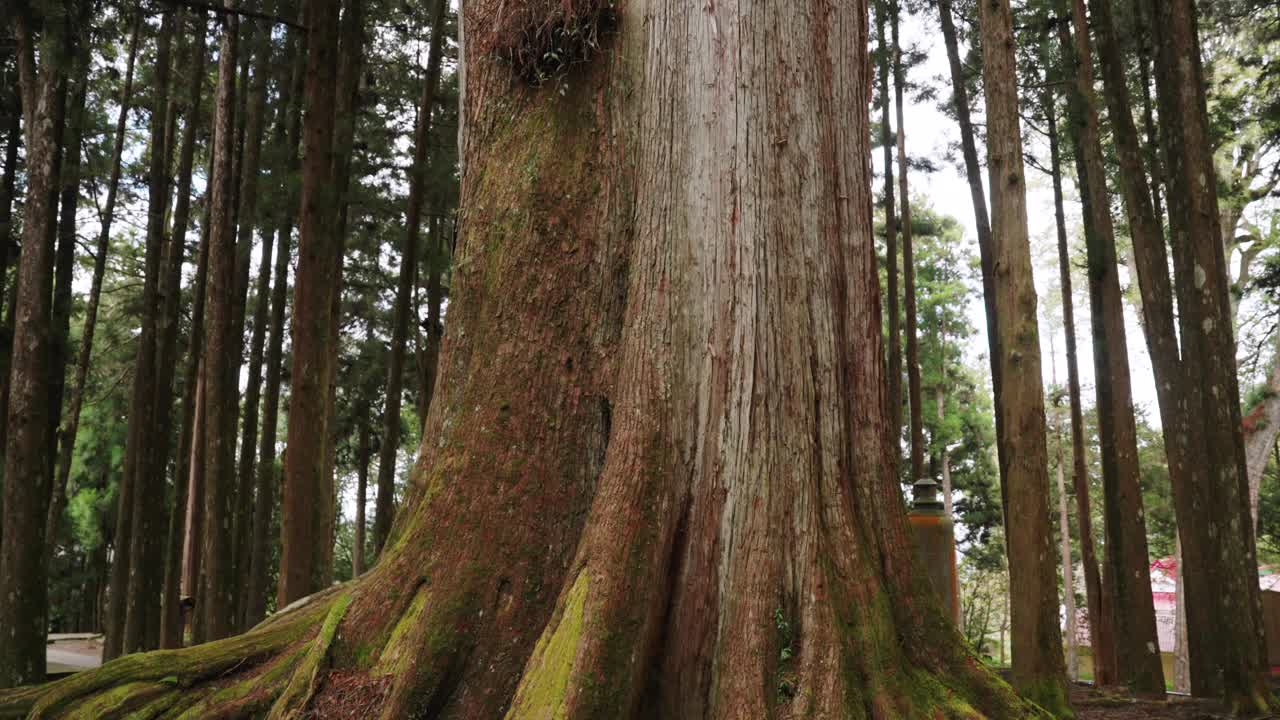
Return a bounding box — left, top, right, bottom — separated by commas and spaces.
156, 0, 306, 31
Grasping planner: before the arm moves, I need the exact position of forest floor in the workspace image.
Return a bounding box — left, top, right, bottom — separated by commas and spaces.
1070, 682, 1268, 719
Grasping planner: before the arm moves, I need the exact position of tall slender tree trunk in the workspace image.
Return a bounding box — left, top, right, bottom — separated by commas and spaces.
1044, 80, 1112, 688
279, 0, 343, 606
46, 59, 87, 557
49, 17, 142, 547
1056, 1, 1164, 693
416, 210, 446, 427
245, 14, 306, 628
201, 4, 242, 643
234, 168, 276, 626
873, 0, 901, 454
1089, 0, 1269, 705
373, 0, 447, 558
119, 8, 176, 656
315, 0, 366, 588
353, 413, 370, 577
1243, 339, 1280, 527
936, 0, 1006, 494
229, 20, 272, 631
159, 10, 208, 650
181, 367, 207, 638
890, 1, 923, 484
1146, 0, 1268, 708
978, 0, 1070, 712
0, 85, 18, 271
0, 0, 72, 688
935, 389, 952, 515
1057, 447, 1078, 682
1049, 337, 1078, 682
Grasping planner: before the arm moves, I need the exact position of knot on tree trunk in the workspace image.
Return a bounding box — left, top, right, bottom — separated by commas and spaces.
481, 0, 619, 85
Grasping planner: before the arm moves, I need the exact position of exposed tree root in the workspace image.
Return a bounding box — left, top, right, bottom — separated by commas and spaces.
267, 594, 352, 720
0, 593, 333, 719
0, 2, 1080, 717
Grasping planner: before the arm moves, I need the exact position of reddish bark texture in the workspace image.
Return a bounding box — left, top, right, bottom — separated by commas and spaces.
280, 0, 343, 605
1057, 0, 1163, 693
978, 0, 1070, 712
0, 1, 1048, 717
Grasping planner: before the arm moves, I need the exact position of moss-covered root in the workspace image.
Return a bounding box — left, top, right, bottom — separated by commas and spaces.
503, 572, 590, 719
266, 593, 353, 720
1014, 676, 1073, 720
0, 595, 332, 720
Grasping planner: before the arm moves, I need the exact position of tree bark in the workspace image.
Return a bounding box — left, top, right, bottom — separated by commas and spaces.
1056, 0, 1164, 694
1044, 80, 1112, 689
415, 211, 446, 428
978, 0, 1070, 712
230, 18, 273, 632
1147, 0, 1268, 708
373, 0, 447, 559
0, 0, 72, 688
245, 12, 306, 628
1243, 341, 1280, 528
0, 2, 1056, 718
1055, 417, 1078, 682
936, 0, 1006, 495
279, 0, 343, 606
48, 16, 142, 555
118, 7, 177, 657
936, 387, 952, 515
45, 55, 88, 556
890, 0, 923, 484
873, 0, 902, 459
353, 413, 370, 577
0, 81, 18, 278
315, 0, 366, 589
158, 9, 208, 651
201, 3, 242, 642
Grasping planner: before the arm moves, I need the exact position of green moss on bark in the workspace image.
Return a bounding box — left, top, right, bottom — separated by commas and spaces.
266, 592, 353, 720
504, 571, 590, 719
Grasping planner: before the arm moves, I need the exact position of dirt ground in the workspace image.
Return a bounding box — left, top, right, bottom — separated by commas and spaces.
1070, 682, 1270, 720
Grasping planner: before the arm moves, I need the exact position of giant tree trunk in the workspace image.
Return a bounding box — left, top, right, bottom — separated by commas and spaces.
978, 0, 1070, 712
1044, 82, 1111, 687
0, 0, 71, 689
0, 1, 1053, 717
373, 0, 448, 558
1056, 0, 1164, 694
1147, 0, 1269, 709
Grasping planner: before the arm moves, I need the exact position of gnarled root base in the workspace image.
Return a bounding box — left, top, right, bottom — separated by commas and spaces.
0, 566, 1049, 720
0, 0, 1074, 717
